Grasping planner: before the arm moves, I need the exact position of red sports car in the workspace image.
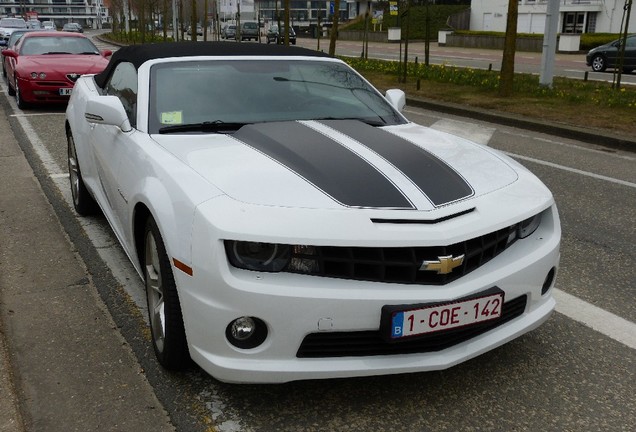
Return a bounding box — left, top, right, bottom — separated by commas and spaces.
2, 31, 111, 108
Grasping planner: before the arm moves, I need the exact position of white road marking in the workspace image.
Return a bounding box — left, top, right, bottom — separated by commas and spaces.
553, 289, 636, 349
10, 112, 66, 117
429, 118, 496, 146
505, 152, 636, 188
497, 130, 636, 162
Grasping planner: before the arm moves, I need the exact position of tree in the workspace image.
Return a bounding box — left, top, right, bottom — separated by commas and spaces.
499, 0, 518, 97
329, 0, 341, 56
284, 0, 290, 45
191, 0, 198, 41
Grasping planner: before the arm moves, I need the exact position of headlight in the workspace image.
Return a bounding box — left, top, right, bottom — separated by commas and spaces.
517, 213, 542, 239
225, 241, 321, 273
225, 241, 290, 272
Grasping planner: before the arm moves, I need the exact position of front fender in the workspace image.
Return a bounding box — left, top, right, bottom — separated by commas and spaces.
129, 164, 224, 279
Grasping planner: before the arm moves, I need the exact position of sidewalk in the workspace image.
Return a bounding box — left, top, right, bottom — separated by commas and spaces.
0, 101, 176, 430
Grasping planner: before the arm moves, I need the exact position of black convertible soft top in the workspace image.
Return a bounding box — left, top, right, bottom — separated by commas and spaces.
94, 41, 332, 88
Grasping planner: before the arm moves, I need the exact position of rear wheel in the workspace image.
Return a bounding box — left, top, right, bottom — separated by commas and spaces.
144, 216, 190, 370
591, 54, 607, 72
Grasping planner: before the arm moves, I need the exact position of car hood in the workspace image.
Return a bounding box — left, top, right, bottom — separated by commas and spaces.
18, 55, 109, 74
152, 120, 520, 212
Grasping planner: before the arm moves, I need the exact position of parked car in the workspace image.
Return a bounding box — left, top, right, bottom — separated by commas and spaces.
239, 21, 259, 41
26, 20, 42, 30
2, 31, 111, 108
42, 21, 56, 31
0, 17, 27, 44
221, 24, 236, 40
2, 29, 37, 77
64, 41, 560, 384
266, 24, 296, 45
187, 24, 203, 36
586, 34, 636, 73
62, 23, 83, 33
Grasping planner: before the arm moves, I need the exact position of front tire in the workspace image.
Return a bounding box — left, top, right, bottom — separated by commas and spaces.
144, 216, 190, 370
591, 54, 607, 72
15, 78, 28, 109
7, 75, 15, 96
67, 131, 98, 215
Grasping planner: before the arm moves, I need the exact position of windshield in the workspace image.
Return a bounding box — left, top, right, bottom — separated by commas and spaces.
20, 35, 100, 55
148, 59, 405, 134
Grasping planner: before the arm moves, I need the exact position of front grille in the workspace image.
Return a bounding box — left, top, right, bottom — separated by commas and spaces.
296, 295, 527, 358
288, 225, 517, 285
34, 81, 69, 87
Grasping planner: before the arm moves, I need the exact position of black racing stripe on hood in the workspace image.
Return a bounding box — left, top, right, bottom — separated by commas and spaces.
320, 120, 474, 206
232, 121, 414, 209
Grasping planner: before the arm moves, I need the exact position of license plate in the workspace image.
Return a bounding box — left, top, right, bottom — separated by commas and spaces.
386, 291, 504, 340
59, 88, 72, 96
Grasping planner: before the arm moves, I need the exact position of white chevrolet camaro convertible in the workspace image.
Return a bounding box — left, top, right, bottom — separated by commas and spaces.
65, 42, 561, 384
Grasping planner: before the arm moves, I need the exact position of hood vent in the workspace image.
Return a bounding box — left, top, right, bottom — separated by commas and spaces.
371, 208, 475, 225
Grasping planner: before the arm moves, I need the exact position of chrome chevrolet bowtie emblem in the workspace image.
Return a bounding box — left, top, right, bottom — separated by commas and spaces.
420, 254, 465, 274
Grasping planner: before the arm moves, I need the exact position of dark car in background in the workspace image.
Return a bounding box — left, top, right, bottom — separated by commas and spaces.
266, 24, 296, 45
62, 23, 83, 33
221, 24, 236, 40
239, 21, 259, 41
187, 24, 203, 36
586, 34, 636, 73
26, 20, 42, 30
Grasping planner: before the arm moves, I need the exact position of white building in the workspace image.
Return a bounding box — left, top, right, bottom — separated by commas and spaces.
470, 0, 635, 34
0, 0, 109, 29
218, 1, 366, 26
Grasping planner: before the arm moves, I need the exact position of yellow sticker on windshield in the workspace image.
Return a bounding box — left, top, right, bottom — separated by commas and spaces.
161, 111, 183, 124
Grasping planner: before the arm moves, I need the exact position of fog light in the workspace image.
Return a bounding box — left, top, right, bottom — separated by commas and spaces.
542, 267, 556, 295
226, 316, 268, 349
231, 316, 255, 340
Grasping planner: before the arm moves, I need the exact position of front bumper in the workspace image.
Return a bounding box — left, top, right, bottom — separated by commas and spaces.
16, 77, 73, 105
174, 199, 560, 383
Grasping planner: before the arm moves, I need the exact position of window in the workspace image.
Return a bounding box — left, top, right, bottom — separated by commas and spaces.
104, 62, 138, 127
562, 12, 585, 34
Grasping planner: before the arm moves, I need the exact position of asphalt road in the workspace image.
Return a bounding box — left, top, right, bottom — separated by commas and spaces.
1, 35, 635, 432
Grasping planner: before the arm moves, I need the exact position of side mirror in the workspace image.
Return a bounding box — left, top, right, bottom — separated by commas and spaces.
85, 96, 132, 132
385, 89, 406, 112
1, 49, 17, 58
101, 49, 113, 57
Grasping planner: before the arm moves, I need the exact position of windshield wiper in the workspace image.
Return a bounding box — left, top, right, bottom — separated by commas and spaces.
78, 51, 100, 55
158, 121, 248, 134
312, 116, 387, 126
42, 51, 71, 55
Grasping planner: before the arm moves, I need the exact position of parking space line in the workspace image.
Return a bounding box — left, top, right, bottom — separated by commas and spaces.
505, 152, 636, 188
553, 289, 636, 349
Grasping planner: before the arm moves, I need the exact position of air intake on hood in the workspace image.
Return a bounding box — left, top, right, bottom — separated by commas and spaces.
371, 208, 475, 225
